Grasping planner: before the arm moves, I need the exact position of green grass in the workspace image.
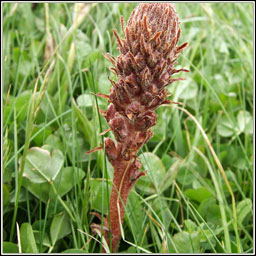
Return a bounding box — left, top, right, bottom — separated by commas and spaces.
2, 3, 253, 253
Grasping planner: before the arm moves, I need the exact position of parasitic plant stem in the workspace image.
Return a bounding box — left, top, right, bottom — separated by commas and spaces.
90, 3, 188, 252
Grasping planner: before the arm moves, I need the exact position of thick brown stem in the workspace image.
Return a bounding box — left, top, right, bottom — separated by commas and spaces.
108, 157, 143, 252
109, 162, 132, 251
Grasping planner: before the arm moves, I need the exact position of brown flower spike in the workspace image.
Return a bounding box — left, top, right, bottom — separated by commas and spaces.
90, 3, 188, 252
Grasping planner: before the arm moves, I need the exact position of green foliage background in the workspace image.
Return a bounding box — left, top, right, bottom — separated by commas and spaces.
2, 3, 253, 253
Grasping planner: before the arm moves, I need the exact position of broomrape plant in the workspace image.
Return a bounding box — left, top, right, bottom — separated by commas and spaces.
89, 3, 188, 252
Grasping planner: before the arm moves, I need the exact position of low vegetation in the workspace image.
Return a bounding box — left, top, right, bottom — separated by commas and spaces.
3, 3, 253, 253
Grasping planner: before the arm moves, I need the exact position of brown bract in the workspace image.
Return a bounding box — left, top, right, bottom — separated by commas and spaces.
90, 3, 188, 252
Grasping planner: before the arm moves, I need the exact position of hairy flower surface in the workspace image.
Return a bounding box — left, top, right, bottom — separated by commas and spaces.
91, 3, 188, 252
